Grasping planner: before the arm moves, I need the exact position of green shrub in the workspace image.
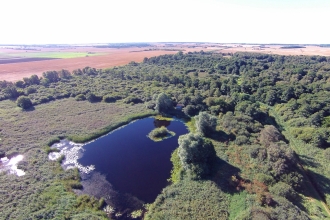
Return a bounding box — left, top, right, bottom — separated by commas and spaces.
195, 111, 217, 137
25, 87, 37, 95
75, 94, 86, 101
102, 95, 116, 103
183, 104, 198, 116
56, 155, 65, 165
86, 92, 98, 102
235, 135, 250, 145
123, 96, 143, 104
269, 182, 298, 202
45, 146, 60, 154
150, 126, 168, 138
323, 148, 330, 160
279, 172, 303, 189
46, 137, 61, 146
255, 173, 275, 186
16, 96, 33, 109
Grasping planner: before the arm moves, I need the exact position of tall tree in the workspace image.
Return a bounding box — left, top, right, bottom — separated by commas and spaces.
155, 93, 173, 114
178, 133, 216, 179
195, 112, 217, 136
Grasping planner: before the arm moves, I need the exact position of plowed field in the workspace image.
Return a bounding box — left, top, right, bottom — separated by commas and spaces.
0, 47, 179, 81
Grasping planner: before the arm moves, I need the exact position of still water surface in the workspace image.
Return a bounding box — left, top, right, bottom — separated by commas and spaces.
78, 117, 188, 203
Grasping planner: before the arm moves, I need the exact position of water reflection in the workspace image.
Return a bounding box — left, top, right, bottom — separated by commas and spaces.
153, 119, 171, 128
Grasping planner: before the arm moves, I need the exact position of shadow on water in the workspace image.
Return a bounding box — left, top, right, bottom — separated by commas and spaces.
75, 172, 144, 219
75, 117, 189, 218
153, 119, 171, 128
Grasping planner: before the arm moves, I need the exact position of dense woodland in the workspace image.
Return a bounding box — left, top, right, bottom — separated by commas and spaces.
1, 51, 330, 219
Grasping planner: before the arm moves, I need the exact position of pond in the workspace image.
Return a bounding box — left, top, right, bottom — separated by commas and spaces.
77, 117, 188, 204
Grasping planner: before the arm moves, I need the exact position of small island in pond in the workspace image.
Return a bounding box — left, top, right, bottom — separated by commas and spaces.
148, 126, 176, 142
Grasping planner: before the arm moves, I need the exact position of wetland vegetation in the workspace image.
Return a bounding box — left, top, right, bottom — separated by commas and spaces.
1, 51, 330, 219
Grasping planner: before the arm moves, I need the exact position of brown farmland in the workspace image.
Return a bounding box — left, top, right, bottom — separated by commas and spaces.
0, 47, 180, 81
0, 57, 59, 65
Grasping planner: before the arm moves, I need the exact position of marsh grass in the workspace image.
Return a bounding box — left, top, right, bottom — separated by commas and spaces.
45, 146, 60, 154
0, 99, 154, 153
145, 180, 229, 220
169, 148, 184, 183
68, 112, 156, 143
185, 117, 196, 133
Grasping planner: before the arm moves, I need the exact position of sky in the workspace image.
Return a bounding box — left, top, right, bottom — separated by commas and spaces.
0, 0, 329, 44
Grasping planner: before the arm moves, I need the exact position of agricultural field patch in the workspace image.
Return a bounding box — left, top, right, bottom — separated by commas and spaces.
0, 57, 59, 64
0, 47, 179, 81
0, 51, 104, 59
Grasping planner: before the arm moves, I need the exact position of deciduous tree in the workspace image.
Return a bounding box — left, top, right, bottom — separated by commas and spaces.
155, 93, 173, 114
178, 133, 216, 179
195, 112, 217, 136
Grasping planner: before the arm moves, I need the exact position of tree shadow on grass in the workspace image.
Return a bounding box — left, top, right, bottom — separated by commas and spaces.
302, 169, 330, 203
209, 157, 241, 194
208, 130, 236, 143
299, 155, 321, 168
23, 106, 35, 111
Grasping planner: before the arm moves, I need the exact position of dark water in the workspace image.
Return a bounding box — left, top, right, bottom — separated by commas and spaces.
78, 117, 188, 203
